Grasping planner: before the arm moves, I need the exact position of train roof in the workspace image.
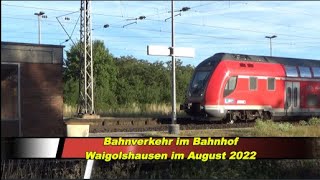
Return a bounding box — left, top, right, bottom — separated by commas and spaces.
197, 53, 320, 68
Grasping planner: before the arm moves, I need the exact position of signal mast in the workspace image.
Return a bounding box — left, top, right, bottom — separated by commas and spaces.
77, 0, 97, 118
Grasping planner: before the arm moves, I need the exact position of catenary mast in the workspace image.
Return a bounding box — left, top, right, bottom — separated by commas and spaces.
77, 0, 95, 116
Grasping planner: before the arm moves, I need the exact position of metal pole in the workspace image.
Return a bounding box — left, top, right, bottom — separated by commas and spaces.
38, 15, 41, 44
269, 38, 272, 56
89, 1, 94, 114
266, 35, 276, 56
84, 1, 88, 114
171, 0, 176, 125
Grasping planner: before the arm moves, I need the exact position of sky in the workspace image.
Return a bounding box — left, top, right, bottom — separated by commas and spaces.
2, 1, 320, 66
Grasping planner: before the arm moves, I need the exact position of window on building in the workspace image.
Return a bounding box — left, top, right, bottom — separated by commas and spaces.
267, 78, 275, 90
285, 66, 298, 77
249, 77, 257, 90
224, 76, 237, 97
298, 66, 312, 78
312, 67, 320, 77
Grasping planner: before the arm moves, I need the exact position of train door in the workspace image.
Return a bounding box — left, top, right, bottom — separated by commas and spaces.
285, 82, 300, 115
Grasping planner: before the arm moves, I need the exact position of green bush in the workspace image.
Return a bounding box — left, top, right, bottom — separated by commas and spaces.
308, 117, 320, 126
277, 122, 293, 131
299, 120, 308, 126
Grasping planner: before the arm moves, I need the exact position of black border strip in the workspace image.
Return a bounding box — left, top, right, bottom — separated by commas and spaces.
56, 138, 65, 158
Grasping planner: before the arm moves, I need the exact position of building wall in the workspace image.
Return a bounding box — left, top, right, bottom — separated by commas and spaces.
20, 63, 64, 136
1, 42, 63, 64
1, 42, 65, 137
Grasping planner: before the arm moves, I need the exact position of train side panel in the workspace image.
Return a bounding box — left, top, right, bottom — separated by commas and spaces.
300, 81, 320, 109
204, 60, 286, 119
284, 79, 320, 117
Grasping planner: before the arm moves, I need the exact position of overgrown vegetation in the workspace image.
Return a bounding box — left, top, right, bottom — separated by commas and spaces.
1, 160, 85, 179
63, 103, 185, 117
92, 160, 320, 179
148, 117, 320, 137
63, 40, 194, 116
252, 118, 320, 137
2, 159, 319, 179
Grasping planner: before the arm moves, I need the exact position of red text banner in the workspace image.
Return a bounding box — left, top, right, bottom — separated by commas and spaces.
61, 137, 318, 160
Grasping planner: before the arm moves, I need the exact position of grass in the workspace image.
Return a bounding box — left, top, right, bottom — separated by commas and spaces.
1, 160, 85, 179
2, 159, 319, 179
90, 159, 320, 179
251, 118, 320, 137
63, 103, 186, 118
145, 128, 253, 137
146, 117, 320, 137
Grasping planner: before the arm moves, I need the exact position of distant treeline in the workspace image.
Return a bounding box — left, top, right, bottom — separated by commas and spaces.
63, 40, 195, 111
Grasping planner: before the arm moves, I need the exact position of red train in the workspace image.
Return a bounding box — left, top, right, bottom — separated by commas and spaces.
180, 53, 320, 122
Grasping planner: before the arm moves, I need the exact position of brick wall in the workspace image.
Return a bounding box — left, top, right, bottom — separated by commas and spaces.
20, 63, 65, 136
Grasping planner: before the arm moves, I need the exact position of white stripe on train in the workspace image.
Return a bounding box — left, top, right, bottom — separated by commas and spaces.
237, 75, 320, 82
205, 105, 320, 113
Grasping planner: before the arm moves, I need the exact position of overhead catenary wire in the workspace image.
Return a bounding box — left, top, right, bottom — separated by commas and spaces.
4, 33, 320, 47
2, 3, 320, 40
56, 11, 80, 46
3, 2, 320, 32
2, 2, 320, 60
3, 23, 320, 44
5, 14, 316, 41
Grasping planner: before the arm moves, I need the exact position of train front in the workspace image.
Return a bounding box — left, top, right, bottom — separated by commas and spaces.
180, 54, 222, 118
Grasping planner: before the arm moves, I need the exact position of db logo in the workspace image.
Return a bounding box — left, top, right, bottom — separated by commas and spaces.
224, 98, 234, 104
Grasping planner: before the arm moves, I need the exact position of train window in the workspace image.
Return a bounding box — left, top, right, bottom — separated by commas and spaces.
286, 87, 292, 107
249, 77, 257, 90
293, 87, 298, 107
267, 78, 275, 90
312, 67, 320, 77
223, 76, 237, 97
190, 71, 210, 95
298, 66, 312, 78
307, 94, 319, 107
285, 66, 298, 77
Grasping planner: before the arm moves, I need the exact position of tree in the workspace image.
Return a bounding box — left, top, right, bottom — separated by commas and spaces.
63, 40, 118, 110
63, 39, 195, 113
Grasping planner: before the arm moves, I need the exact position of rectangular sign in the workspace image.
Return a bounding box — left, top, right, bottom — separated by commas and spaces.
174, 47, 195, 58
147, 45, 171, 56
147, 45, 195, 58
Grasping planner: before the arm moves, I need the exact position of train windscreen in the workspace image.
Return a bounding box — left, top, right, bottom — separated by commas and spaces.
190, 71, 210, 96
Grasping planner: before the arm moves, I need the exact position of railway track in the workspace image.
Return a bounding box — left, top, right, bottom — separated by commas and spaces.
64, 116, 255, 133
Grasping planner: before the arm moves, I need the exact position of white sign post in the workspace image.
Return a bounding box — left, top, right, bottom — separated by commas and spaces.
148, 0, 195, 135
147, 46, 195, 58
147, 45, 195, 134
